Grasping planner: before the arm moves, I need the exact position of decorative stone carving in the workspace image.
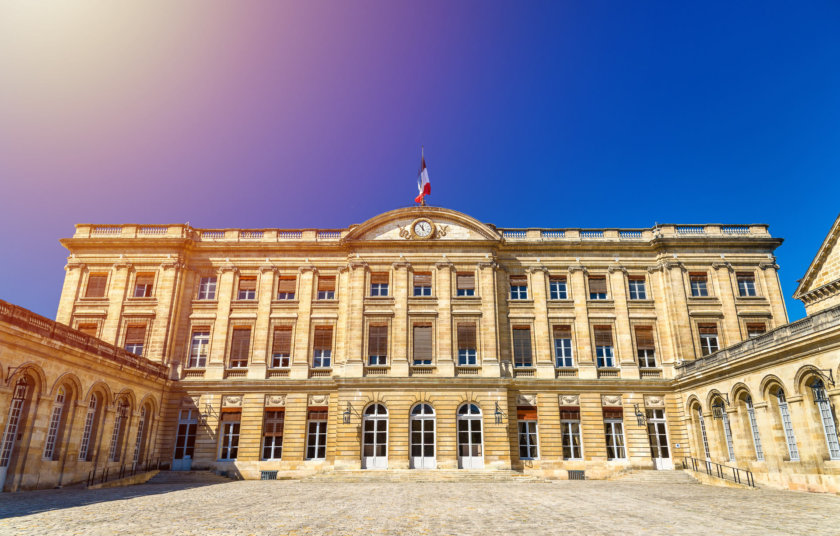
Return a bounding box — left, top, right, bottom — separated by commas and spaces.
712, 261, 733, 272
265, 394, 286, 407
644, 395, 665, 408
607, 264, 627, 274
601, 394, 622, 407
559, 394, 580, 406
759, 261, 780, 271
308, 394, 329, 406
437, 224, 449, 237
526, 266, 549, 275
181, 395, 200, 408
434, 261, 455, 271
567, 265, 587, 274
218, 264, 238, 274
298, 265, 318, 274
517, 394, 537, 406
222, 395, 243, 408
259, 264, 277, 274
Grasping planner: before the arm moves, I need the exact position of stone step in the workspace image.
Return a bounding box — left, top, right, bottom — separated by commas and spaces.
610, 470, 698, 484
300, 469, 547, 483
146, 470, 236, 485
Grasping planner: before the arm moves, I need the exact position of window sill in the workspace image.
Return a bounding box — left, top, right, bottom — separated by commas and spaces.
191, 299, 218, 306
271, 299, 299, 306
513, 367, 536, 378
364, 366, 390, 376
125, 297, 157, 304
555, 367, 578, 378
309, 368, 332, 378
224, 368, 248, 379
455, 365, 481, 376
639, 368, 663, 378
453, 295, 481, 301
313, 299, 338, 304
267, 368, 290, 378
507, 299, 534, 306
364, 297, 395, 305
627, 299, 655, 306
183, 369, 206, 379
587, 299, 614, 306
410, 365, 437, 375
78, 297, 109, 303
547, 299, 573, 304
597, 367, 620, 378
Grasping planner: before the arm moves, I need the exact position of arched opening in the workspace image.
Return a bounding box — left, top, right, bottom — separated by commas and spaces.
410, 403, 436, 469
805, 377, 840, 460
0, 374, 38, 491
735, 392, 764, 461
43, 384, 76, 461
457, 403, 484, 469
172, 406, 199, 471
108, 398, 131, 463
689, 402, 711, 461
768, 386, 800, 462
79, 392, 104, 463
133, 403, 154, 467
362, 403, 388, 469
710, 393, 735, 462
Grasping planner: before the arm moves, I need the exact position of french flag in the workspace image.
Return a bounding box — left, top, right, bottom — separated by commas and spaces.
415, 151, 430, 204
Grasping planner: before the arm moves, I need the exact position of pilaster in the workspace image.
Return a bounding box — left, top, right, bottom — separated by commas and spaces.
609, 265, 637, 379
101, 261, 131, 345
344, 260, 368, 377
207, 265, 236, 379
478, 261, 501, 377
248, 264, 275, 378
148, 260, 182, 363
291, 266, 316, 379
435, 261, 455, 376
57, 261, 84, 325
712, 261, 742, 346
568, 265, 594, 378
760, 261, 788, 327
528, 266, 554, 378
391, 261, 410, 376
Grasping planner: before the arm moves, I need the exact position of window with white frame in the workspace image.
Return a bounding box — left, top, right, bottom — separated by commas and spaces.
198, 276, 217, 300
811, 379, 840, 460
413, 273, 432, 296
133, 406, 148, 464
43, 386, 67, 460
368, 324, 388, 366
271, 326, 292, 368
589, 276, 607, 300
133, 273, 154, 298
188, 331, 210, 368
276, 276, 296, 300
635, 326, 656, 368
553, 325, 573, 368
317, 276, 335, 300
370, 273, 389, 297
689, 272, 709, 297
603, 408, 626, 460
696, 405, 711, 460
312, 326, 332, 368
560, 407, 582, 460
628, 276, 647, 300
108, 401, 129, 462
219, 412, 241, 460
78, 395, 99, 461
457, 273, 476, 296
517, 408, 539, 460
698, 324, 719, 356
457, 323, 477, 365
593, 325, 614, 368
509, 275, 528, 300
737, 272, 757, 297
776, 389, 799, 461
745, 395, 764, 461
549, 276, 568, 300
124, 325, 146, 356
306, 409, 328, 459
512, 326, 533, 367
262, 410, 285, 460
1, 378, 29, 468
717, 400, 736, 462
237, 277, 257, 300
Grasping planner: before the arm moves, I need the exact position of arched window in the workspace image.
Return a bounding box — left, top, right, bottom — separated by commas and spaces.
133, 405, 150, 465
694, 405, 710, 460
362, 404, 388, 469
410, 404, 436, 469
457, 403, 483, 469
810, 379, 840, 460
712, 395, 735, 462
744, 395, 764, 461
109, 400, 130, 462
775, 389, 799, 461
43, 386, 68, 460
0, 377, 29, 468
79, 394, 100, 461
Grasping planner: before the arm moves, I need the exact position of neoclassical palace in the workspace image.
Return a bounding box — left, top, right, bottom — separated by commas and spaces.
1, 207, 839, 492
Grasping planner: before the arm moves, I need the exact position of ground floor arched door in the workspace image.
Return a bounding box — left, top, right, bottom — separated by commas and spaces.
172, 408, 198, 471
0, 377, 30, 490
457, 403, 484, 469
410, 404, 435, 469
362, 404, 388, 469
646, 408, 672, 470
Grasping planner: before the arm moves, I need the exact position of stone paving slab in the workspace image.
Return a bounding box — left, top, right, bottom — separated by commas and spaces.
0, 479, 838, 536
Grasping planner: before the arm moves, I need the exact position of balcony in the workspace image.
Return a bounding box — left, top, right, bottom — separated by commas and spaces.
597, 367, 620, 379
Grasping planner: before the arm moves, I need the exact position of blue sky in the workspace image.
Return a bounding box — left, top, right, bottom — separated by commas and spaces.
1, 1, 839, 320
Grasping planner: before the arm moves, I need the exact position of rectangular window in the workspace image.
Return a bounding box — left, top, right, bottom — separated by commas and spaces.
457, 323, 477, 366
78, 323, 98, 337
237, 277, 257, 300
512, 326, 532, 367
560, 407, 582, 460
635, 326, 656, 368
589, 276, 607, 300
276, 277, 296, 300
413, 273, 432, 297
549, 276, 567, 300
456, 273, 475, 296
313, 326, 332, 368
603, 408, 626, 460
262, 410, 285, 460
85, 274, 108, 298
509, 275, 528, 300
413, 324, 433, 365
229, 328, 251, 368
133, 273, 154, 298
317, 276, 335, 300
747, 323, 766, 338
271, 326, 292, 368
628, 276, 647, 300
689, 272, 709, 297
517, 408, 539, 460
593, 325, 614, 368
737, 272, 757, 297
124, 325, 146, 356
198, 276, 217, 300
370, 273, 389, 297
219, 412, 240, 460
306, 409, 328, 459
188, 331, 210, 368
553, 325, 573, 368
368, 324, 388, 366
698, 324, 719, 356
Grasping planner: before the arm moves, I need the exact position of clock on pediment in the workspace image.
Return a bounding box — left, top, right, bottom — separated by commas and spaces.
411, 218, 435, 239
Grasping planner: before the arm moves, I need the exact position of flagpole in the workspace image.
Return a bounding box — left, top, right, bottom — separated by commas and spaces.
419, 146, 426, 206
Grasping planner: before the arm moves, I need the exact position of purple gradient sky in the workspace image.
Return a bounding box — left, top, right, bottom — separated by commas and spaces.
1, 1, 839, 320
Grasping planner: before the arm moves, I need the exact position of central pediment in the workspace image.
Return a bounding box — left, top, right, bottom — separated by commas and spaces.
343, 207, 501, 242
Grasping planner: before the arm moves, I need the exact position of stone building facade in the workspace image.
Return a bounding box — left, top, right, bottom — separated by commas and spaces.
2, 206, 838, 492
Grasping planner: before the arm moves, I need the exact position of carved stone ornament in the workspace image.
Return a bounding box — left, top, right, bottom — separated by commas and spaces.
601, 394, 623, 407
517, 394, 537, 406
265, 394, 286, 407
607, 264, 627, 274
567, 265, 587, 274
308, 394, 329, 406
181, 395, 200, 408
644, 395, 665, 408
222, 395, 243, 408
559, 394, 580, 406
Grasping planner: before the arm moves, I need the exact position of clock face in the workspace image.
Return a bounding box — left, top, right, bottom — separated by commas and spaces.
413, 220, 433, 238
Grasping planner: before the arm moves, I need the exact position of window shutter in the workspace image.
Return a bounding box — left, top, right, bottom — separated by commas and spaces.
277, 277, 296, 293
559, 407, 580, 420
550, 275, 566, 283
308, 409, 328, 420
135, 273, 154, 286
457, 323, 477, 350
368, 325, 388, 356
263, 411, 285, 435
513, 327, 532, 360
272, 326, 293, 354
231, 328, 251, 359
124, 325, 146, 344
413, 273, 431, 287
221, 411, 241, 422
628, 275, 645, 282
457, 273, 475, 290
318, 277, 335, 292
239, 277, 256, 291
413, 325, 433, 361
698, 324, 718, 335
746, 323, 766, 334
589, 276, 607, 294
509, 275, 527, 287
86, 274, 108, 298
78, 324, 98, 337
736, 272, 754, 280
313, 326, 333, 351
635, 326, 655, 350
553, 325, 572, 339
593, 325, 613, 346
370, 273, 389, 285
602, 408, 623, 420
517, 407, 538, 421
689, 272, 707, 280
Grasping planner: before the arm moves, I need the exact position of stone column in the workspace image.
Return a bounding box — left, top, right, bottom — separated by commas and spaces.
528, 266, 554, 379
57, 261, 84, 325
478, 261, 501, 377
249, 264, 276, 378
334, 265, 351, 369
760, 261, 788, 327
101, 261, 131, 345
663, 260, 695, 361
148, 260, 183, 363
609, 265, 636, 378
291, 266, 316, 379
648, 266, 678, 371
391, 261, 410, 376
207, 265, 236, 379
712, 261, 742, 345
343, 260, 368, 377
568, 265, 594, 378
435, 261, 455, 376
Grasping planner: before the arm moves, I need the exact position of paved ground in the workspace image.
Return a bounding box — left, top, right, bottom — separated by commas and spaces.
0, 475, 838, 535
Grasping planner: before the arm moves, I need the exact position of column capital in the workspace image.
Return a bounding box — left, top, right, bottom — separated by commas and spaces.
65, 261, 86, 271
567, 264, 587, 274
112, 260, 132, 270
477, 261, 500, 271
526, 265, 549, 275
347, 260, 368, 271
759, 261, 780, 271
218, 264, 238, 274
299, 265, 318, 274
391, 260, 411, 270
434, 261, 455, 271
712, 261, 733, 272
259, 264, 277, 274
607, 264, 627, 274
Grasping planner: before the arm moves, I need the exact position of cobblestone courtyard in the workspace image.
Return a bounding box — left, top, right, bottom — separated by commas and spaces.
1, 476, 839, 536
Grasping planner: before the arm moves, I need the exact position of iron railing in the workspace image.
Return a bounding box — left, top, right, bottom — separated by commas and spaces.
86, 458, 163, 487
682, 456, 755, 487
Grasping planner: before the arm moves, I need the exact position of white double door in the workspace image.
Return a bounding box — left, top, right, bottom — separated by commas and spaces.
362, 412, 388, 469
457, 415, 484, 469
646, 409, 673, 470
411, 416, 436, 469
